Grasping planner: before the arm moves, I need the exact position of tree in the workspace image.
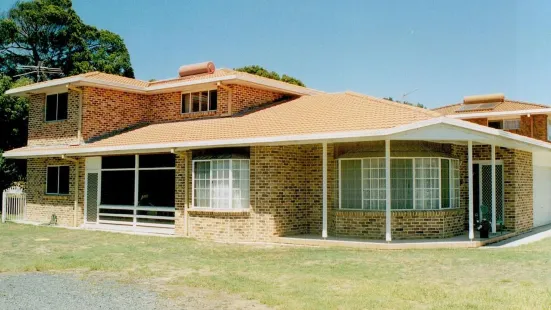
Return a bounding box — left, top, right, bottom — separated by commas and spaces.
384, 97, 427, 109
0, 0, 134, 80
234, 65, 305, 87
0, 75, 32, 189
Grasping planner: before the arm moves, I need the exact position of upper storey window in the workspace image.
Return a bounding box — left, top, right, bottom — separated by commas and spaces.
181, 90, 217, 114
45, 93, 68, 121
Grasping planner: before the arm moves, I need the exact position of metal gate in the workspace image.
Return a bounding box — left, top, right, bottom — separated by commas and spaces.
479, 164, 504, 224
1, 186, 26, 223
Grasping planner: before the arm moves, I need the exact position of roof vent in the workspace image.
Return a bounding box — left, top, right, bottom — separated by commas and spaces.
178, 61, 215, 77
463, 93, 505, 104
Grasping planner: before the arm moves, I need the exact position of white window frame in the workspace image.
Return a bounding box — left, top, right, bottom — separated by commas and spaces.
503, 119, 521, 130
181, 89, 218, 114
44, 92, 68, 122
338, 157, 461, 211
191, 159, 250, 210
46, 165, 70, 195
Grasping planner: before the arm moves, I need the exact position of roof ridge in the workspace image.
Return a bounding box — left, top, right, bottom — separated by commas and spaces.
344, 91, 441, 117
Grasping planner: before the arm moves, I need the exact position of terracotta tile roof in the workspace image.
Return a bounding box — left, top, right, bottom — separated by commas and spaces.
84, 72, 150, 87
434, 100, 550, 115
74, 92, 438, 148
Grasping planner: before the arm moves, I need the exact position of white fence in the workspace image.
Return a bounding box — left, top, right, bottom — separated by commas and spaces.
1, 186, 26, 223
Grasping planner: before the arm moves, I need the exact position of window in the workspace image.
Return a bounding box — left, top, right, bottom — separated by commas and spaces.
193, 159, 250, 209
361, 159, 385, 210
45, 93, 68, 121
548, 119, 551, 141
46, 166, 70, 195
488, 121, 502, 129
101, 155, 135, 205
339, 157, 460, 210
503, 119, 520, 130
414, 158, 439, 210
100, 154, 176, 207
181, 90, 217, 113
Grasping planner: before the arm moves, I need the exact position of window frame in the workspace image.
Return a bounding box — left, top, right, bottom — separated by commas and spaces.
44, 92, 69, 122
338, 157, 460, 211
547, 119, 551, 141
181, 88, 218, 114
99, 154, 176, 208
46, 165, 70, 195
191, 159, 250, 210
502, 119, 521, 130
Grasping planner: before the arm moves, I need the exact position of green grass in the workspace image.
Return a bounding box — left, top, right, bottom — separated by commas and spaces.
1, 223, 551, 309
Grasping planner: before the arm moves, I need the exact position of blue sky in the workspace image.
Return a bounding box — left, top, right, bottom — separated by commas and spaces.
1, 0, 550, 108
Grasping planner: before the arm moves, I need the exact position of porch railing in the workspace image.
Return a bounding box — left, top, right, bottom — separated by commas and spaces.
97, 205, 175, 228
1, 186, 26, 223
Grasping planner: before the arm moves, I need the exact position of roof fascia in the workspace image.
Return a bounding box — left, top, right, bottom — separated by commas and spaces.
5, 117, 551, 159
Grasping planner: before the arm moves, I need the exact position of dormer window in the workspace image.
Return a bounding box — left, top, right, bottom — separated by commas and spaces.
181, 90, 217, 113
45, 93, 68, 121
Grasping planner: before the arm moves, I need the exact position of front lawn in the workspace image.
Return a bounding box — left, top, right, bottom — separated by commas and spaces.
1, 223, 550, 309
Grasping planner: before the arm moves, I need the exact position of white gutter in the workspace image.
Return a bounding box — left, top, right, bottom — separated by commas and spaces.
5, 117, 551, 159
447, 108, 551, 119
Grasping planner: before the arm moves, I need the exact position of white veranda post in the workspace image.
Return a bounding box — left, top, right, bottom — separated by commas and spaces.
385, 139, 391, 242
491, 144, 497, 233
322, 142, 328, 239
468, 141, 474, 241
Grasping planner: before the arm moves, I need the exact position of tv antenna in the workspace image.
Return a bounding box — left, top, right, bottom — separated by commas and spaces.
13, 61, 64, 81
402, 88, 419, 101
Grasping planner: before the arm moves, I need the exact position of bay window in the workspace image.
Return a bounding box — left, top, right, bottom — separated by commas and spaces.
193, 159, 250, 209
339, 157, 460, 210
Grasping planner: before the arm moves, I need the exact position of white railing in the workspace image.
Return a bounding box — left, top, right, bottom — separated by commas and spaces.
2, 186, 26, 223
97, 205, 175, 228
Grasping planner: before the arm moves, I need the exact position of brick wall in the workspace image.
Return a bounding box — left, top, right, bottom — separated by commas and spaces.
334, 209, 464, 239
81, 87, 149, 141
28, 91, 80, 146
27, 84, 285, 147
26, 157, 85, 227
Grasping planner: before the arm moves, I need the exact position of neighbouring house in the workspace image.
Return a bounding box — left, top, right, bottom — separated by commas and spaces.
3, 62, 551, 244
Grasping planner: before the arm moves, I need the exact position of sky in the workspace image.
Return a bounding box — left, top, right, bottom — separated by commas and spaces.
1, 0, 550, 108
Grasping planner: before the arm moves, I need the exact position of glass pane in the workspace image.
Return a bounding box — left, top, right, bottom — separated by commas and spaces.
200, 91, 209, 111
102, 155, 135, 169
138, 170, 175, 207
192, 93, 200, 112
45, 94, 58, 121
341, 160, 362, 209
58, 166, 70, 194
181, 94, 190, 113
194, 161, 211, 208
57, 92, 68, 120
46, 167, 59, 193
101, 170, 135, 205
441, 159, 450, 208
391, 159, 413, 209
209, 90, 217, 111
139, 154, 175, 168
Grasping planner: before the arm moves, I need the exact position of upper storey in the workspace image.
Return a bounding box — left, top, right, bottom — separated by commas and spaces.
7, 62, 322, 147
434, 93, 551, 142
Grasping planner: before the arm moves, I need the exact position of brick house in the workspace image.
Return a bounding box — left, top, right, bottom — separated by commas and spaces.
4, 63, 551, 243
